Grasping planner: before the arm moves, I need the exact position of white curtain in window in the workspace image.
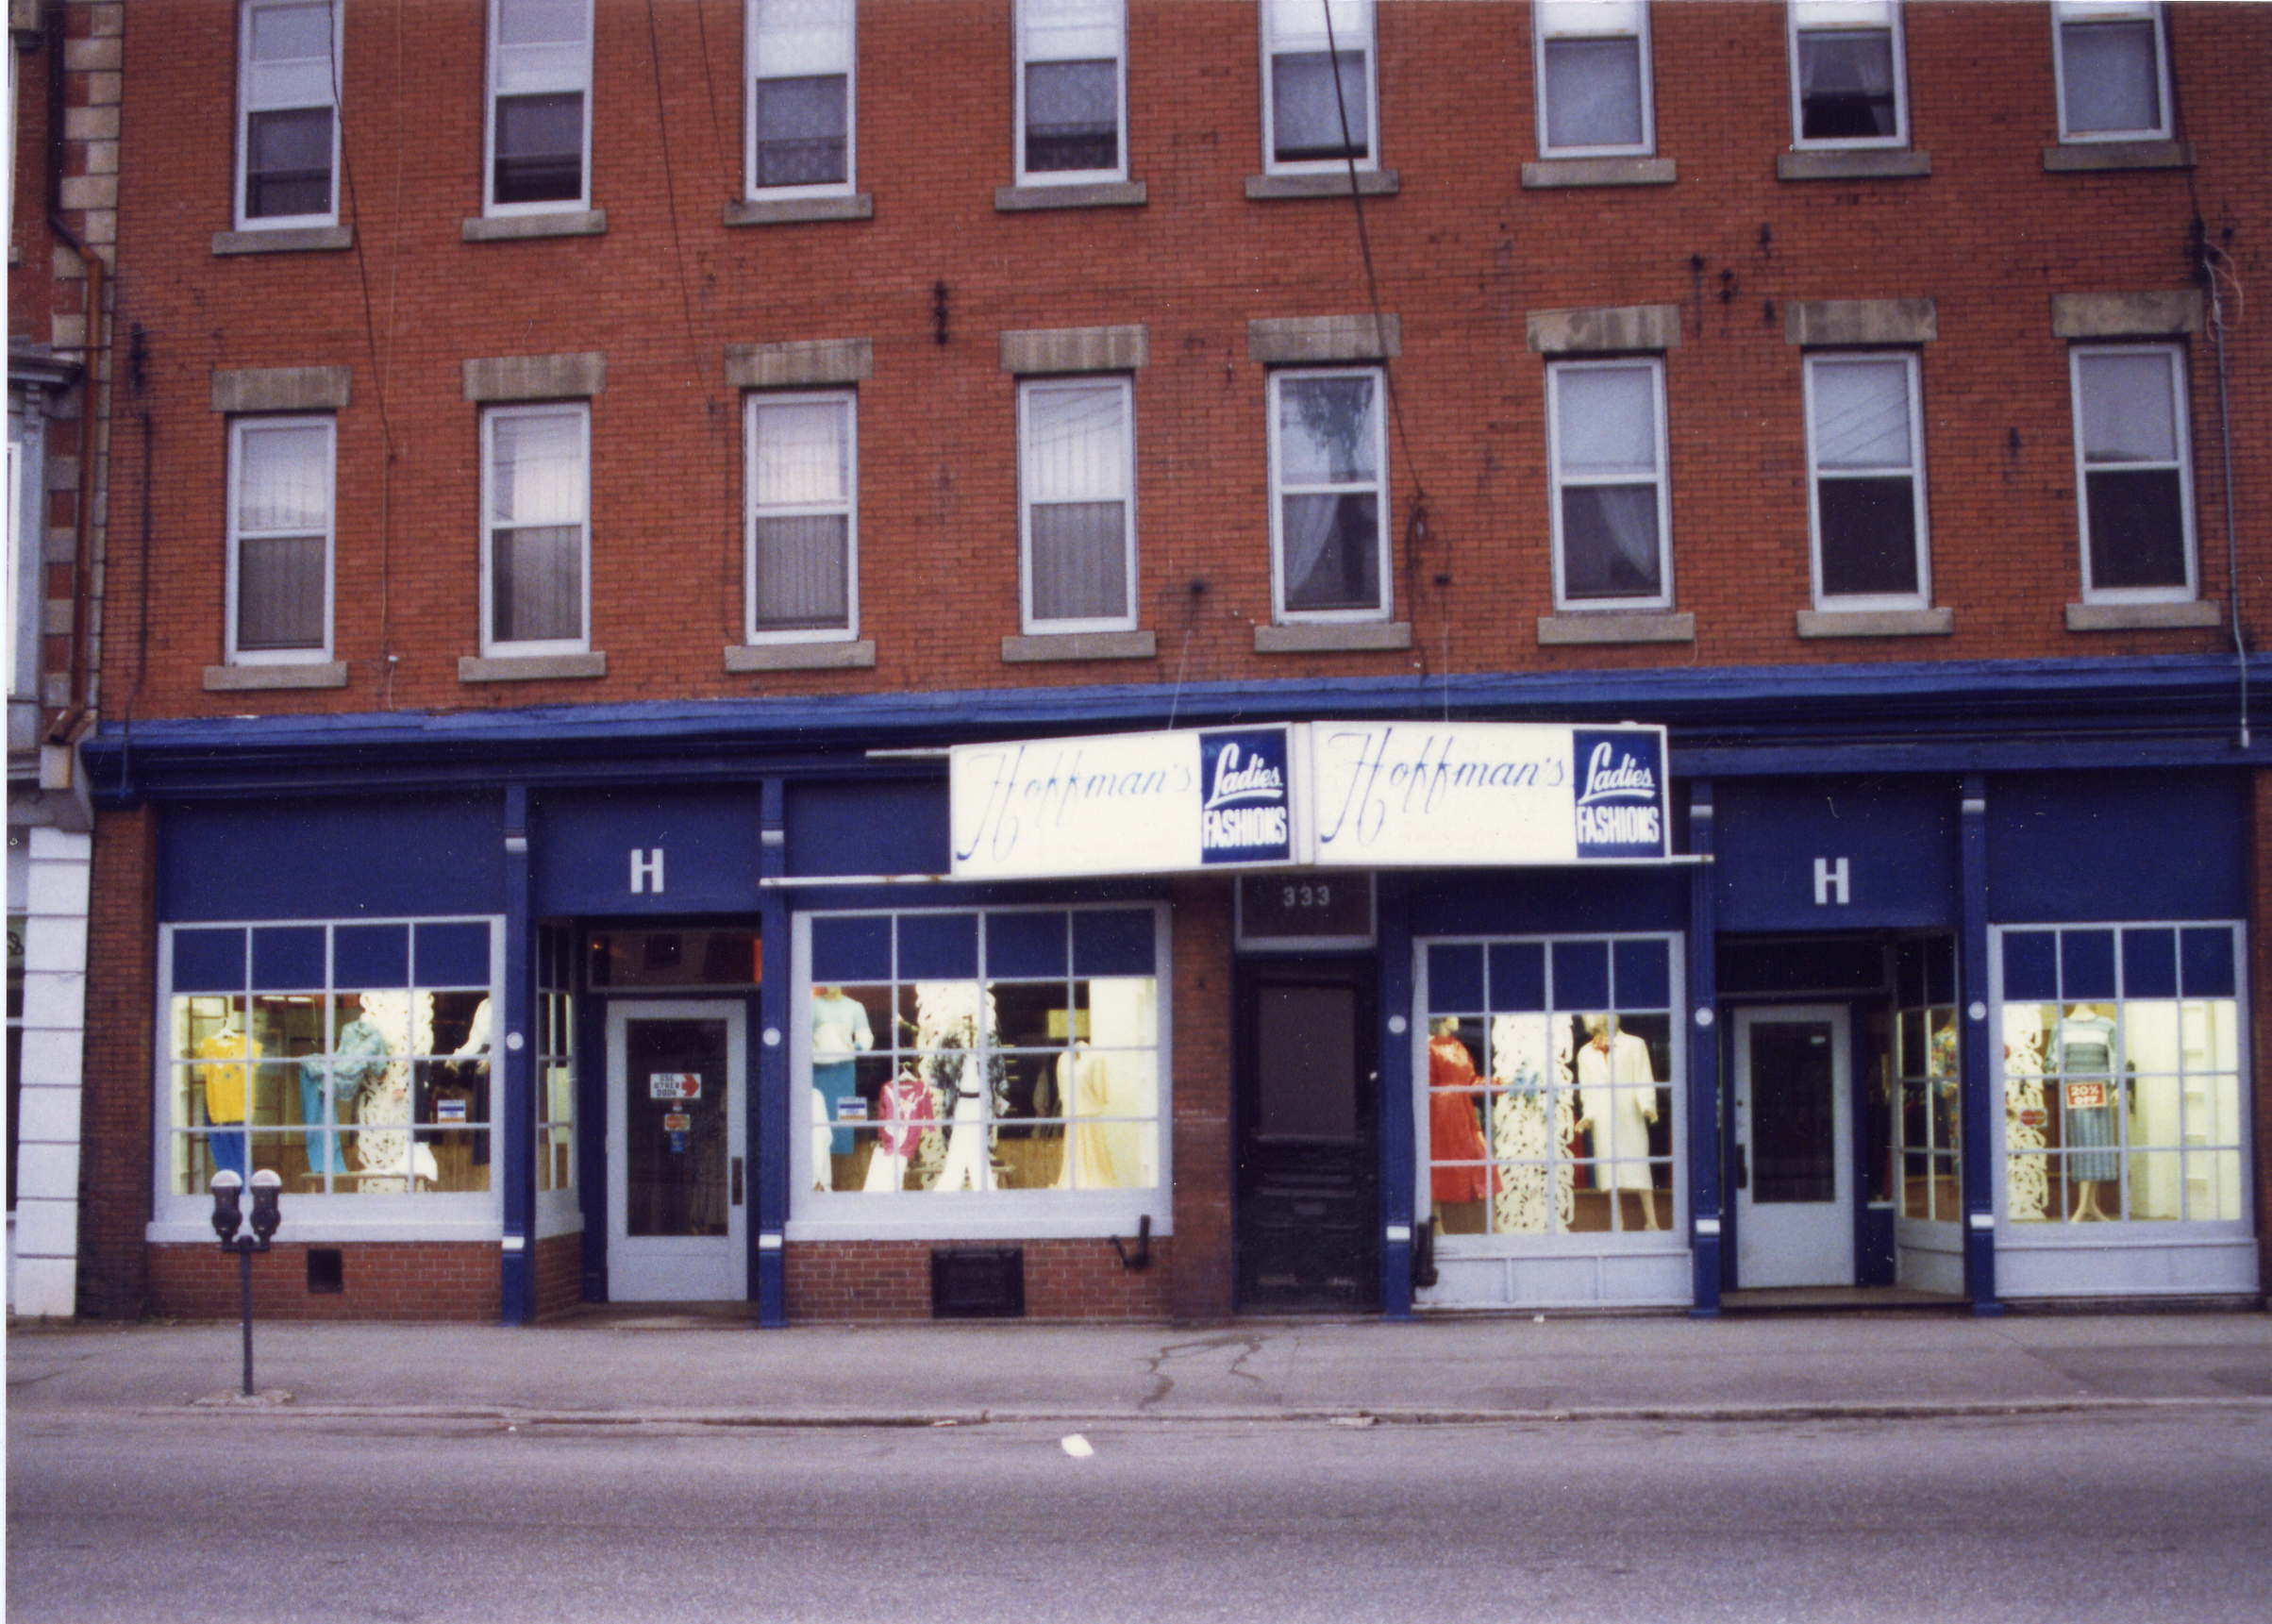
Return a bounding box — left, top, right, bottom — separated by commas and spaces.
239, 424, 330, 531
488, 410, 584, 527
2078, 352, 2177, 463
1555, 367, 1659, 594
1544, 38, 1643, 149
754, 0, 853, 75
1027, 385, 1128, 623
236, 424, 328, 651
2060, 18, 2160, 134
1798, 31, 1893, 99
751, 400, 849, 630
1556, 366, 1656, 477
1812, 360, 1910, 469
247, 2, 334, 109
495, 0, 587, 92
1025, 0, 1122, 62
1268, 0, 1368, 53
752, 399, 847, 505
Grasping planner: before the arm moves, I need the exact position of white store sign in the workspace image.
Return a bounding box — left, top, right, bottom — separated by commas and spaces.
948, 721, 1666, 880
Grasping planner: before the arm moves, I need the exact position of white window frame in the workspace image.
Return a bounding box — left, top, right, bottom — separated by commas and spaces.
744, 389, 859, 645
226, 414, 337, 666
1534, 0, 1656, 160
149, 917, 506, 1245
483, 0, 593, 216
533, 923, 578, 1236
2052, 1, 2173, 143
1786, 0, 1909, 151
1802, 351, 1931, 612
1268, 365, 1392, 625
235, 0, 342, 231
744, 0, 856, 199
787, 904, 1175, 1242
479, 401, 592, 658
1018, 377, 1138, 635
2071, 343, 2197, 605
1015, 0, 1128, 187
1259, 0, 1378, 176
1546, 357, 1672, 613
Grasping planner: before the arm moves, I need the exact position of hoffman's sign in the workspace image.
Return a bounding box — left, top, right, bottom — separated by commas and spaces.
949, 721, 1666, 880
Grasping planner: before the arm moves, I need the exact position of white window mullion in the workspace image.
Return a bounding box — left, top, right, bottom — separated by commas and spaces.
1019, 377, 1136, 633
226, 415, 336, 664
746, 391, 858, 643
486, 0, 593, 214
1261, 0, 1377, 174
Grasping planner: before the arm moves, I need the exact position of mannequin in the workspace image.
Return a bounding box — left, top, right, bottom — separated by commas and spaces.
931, 1049, 994, 1192
347, 989, 440, 1191
1426, 1019, 1495, 1226
450, 996, 493, 1167
863, 1068, 935, 1192
2058, 1003, 2119, 1220
1052, 1043, 1119, 1190
1575, 1013, 1660, 1231
193, 1010, 258, 1180
296, 1002, 391, 1177
810, 987, 875, 1164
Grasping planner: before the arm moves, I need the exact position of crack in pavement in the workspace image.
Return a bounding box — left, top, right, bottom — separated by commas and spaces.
1137, 1333, 1269, 1410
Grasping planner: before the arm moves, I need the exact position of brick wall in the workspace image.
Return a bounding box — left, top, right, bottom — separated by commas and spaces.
75, 800, 153, 1318
1168, 875, 1235, 1319
2253, 769, 2271, 1304
96, 1, 2272, 722
785, 1235, 1173, 1322
147, 1241, 500, 1322
533, 1231, 583, 1320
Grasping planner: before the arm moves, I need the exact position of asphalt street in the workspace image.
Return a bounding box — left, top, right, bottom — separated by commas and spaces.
9, 1405, 2271, 1623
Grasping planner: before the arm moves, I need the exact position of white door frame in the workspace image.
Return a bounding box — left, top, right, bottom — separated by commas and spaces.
1733, 1004, 1856, 1289
605, 999, 749, 1302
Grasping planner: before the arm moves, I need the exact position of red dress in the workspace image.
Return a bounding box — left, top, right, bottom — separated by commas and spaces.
1428, 1034, 1497, 1203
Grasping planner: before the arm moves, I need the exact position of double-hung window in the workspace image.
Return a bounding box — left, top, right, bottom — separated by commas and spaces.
486, 0, 592, 212
746, 0, 854, 194
1534, 0, 1653, 158
1270, 368, 1388, 621
1019, 378, 1136, 632
2052, 2, 2171, 142
1017, 0, 1126, 183
226, 416, 335, 663
1547, 359, 1670, 611
1261, 0, 1375, 173
1803, 353, 1930, 609
1787, 1, 1907, 148
480, 403, 590, 655
237, 0, 340, 228
2072, 345, 2195, 601
746, 392, 858, 642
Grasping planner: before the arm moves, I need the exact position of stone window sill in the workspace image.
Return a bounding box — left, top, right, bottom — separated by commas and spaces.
460, 209, 608, 243
724, 640, 877, 672
1254, 620, 1412, 655
459, 651, 608, 682
1001, 629, 1155, 663
1795, 608, 1953, 639
995, 180, 1146, 212
724, 193, 873, 226
2065, 600, 2223, 632
1522, 157, 1677, 190
1777, 149, 1931, 182
2042, 139, 2194, 174
203, 661, 348, 692
212, 225, 354, 256
1245, 169, 1399, 201
1537, 611, 1695, 646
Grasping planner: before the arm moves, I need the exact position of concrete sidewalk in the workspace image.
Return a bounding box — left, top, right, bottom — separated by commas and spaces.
9, 1310, 2272, 1427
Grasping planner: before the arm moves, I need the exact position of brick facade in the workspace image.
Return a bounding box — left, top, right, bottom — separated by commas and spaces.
785, 1236, 1174, 1322
147, 1241, 501, 1322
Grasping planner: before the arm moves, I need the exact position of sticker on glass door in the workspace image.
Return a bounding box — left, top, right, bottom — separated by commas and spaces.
607, 1000, 748, 1301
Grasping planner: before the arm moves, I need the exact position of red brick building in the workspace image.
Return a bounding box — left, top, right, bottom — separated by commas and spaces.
55, 1, 2272, 1323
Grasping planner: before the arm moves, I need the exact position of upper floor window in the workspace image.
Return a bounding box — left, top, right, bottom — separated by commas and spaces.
481, 402, 590, 655
1547, 359, 1670, 611
486, 0, 592, 212
226, 416, 335, 663
2072, 344, 2195, 602
1534, 0, 1653, 158
237, 0, 340, 228
1270, 367, 1388, 621
1017, 0, 1126, 183
1019, 377, 1136, 632
747, 0, 853, 194
1261, 0, 1375, 173
1804, 353, 1930, 610
2053, 1, 2171, 142
746, 392, 858, 643
1787, 0, 1907, 148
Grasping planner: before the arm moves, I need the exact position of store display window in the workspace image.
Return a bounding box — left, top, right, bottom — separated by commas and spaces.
1996, 923, 2247, 1227
1421, 935, 1679, 1240
796, 907, 1164, 1209
159, 919, 500, 1206
1895, 936, 1960, 1224
535, 925, 577, 1216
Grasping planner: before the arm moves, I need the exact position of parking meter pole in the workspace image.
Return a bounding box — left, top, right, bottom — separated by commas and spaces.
239, 1245, 256, 1397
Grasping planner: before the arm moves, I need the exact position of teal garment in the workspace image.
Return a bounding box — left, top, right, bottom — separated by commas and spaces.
298, 1017, 391, 1175
811, 995, 876, 1157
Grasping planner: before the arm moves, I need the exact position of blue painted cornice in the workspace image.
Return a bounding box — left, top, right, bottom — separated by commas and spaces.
87, 653, 2269, 803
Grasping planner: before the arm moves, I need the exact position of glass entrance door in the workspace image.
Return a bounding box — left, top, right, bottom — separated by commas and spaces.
1733, 1006, 1855, 1288
1236, 962, 1379, 1312
606, 1000, 748, 1301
